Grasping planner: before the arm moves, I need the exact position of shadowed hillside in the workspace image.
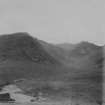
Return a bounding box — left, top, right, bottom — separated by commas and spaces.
0, 32, 103, 104
0, 32, 61, 84
0, 32, 58, 64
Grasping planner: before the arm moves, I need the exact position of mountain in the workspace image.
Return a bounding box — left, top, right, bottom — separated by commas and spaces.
0, 32, 103, 104
41, 40, 103, 68
0, 32, 62, 83
38, 38, 103, 104
41, 40, 103, 83
69, 41, 101, 57
39, 40, 69, 63
0, 32, 58, 64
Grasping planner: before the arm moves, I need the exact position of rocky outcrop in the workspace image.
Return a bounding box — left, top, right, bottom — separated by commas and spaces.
0, 93, 15, 102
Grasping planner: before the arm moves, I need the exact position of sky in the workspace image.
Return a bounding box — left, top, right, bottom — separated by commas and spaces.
0, 0, 105, 45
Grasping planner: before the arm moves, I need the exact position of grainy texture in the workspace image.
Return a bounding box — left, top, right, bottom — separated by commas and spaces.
0, 33, 103, 105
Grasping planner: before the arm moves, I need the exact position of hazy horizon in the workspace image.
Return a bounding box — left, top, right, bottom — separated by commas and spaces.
0, 0, 104, 45
0, 31, 103, 46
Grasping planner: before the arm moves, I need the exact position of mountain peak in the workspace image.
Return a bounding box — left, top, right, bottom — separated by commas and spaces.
0, 32, 31, 39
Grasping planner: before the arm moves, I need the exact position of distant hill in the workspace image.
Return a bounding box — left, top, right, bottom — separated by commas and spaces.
69, 41, 101, 56
0, 32, 103, 104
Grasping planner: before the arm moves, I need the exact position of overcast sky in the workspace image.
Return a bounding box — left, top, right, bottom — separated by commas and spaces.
0, 0, 104, 45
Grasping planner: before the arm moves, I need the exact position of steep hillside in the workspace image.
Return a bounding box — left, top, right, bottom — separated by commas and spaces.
38, 40, 103, 104
0, 32, 58, 64
0, 32, 61, 84
41, 40, 103, 82
41, 40, 103, 68
69, 41, 101, 57
39, 40, 68, 63
0, 32, 103, 104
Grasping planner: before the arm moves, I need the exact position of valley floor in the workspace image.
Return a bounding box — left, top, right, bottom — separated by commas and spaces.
0, 84, 101, 105
0, 99, 99, 105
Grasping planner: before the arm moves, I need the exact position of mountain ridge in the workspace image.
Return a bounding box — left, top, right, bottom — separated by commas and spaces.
0, 32, 103, 104
0, 32, 59, 64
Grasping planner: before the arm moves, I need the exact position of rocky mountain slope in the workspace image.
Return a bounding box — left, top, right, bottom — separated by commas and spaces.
0, 32, 104, 104
0, 32, 58, 64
